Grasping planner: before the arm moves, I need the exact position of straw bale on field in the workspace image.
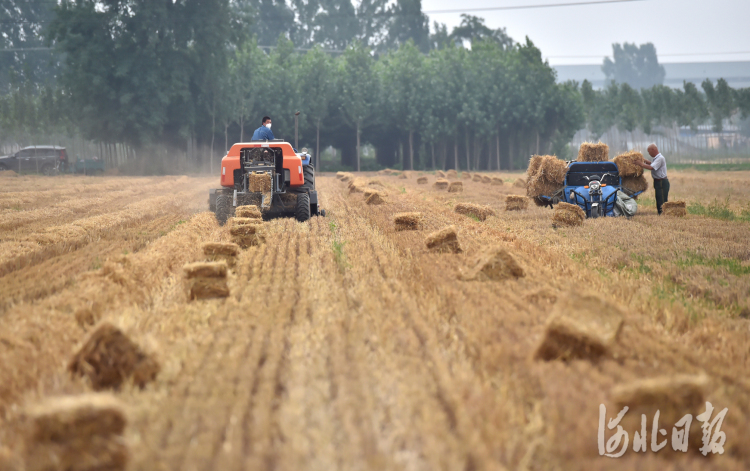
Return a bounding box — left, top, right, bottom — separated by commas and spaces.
417, 176, 428, 184
462, 172, 472, 180
202, 242, 240, 267
336, 171, 345, 179
527, 155, 544, 177
448, 181, 463, 193
454, 203, 495, 221
577, 142, 609, 162
621, 175, 648, 194
189, 277, 230, 299
348, 177, 368, 193
229, 220, 265, 248
513, 177, 526, 188
68, 323, 160, 390
527, 174, 563, 199
505, 195, 528, 211
22, 393, 128, 471
461, 247, 525, 281
0, 170, 18, 177
365, 190, 385, 205
367, 178, 385, 187
491, 176, 504, 186
481, 175, 492, 184
613, 151, 644, 177
183, 261, 228, 279
235, 205, 262, 219
472, 174, 482, 182
446, 169, 458, 179
534, 294, 623, 361
435, 170, 446, 178
425, 226, 462, 253
663, 200, 686, 217
394, 212, 423, 231
398, 172, 409, 179
433, 179, 449, 190
552, 202, 585, 227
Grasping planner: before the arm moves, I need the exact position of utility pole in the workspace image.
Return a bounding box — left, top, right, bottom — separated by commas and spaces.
294, 111, 300, 150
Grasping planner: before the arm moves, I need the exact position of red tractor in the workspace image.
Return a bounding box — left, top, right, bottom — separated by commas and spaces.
209, 140, 323, 224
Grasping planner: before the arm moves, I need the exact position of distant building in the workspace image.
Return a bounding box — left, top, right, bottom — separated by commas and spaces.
554, 61, 750, 89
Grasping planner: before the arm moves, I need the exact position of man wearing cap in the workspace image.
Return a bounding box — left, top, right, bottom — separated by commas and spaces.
638, 143, 669, 215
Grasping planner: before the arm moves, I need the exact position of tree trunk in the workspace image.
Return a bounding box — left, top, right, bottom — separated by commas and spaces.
408, 131, 414, 170
430, 142, 436, 170
224, 123, 229, 153
508, 131, 514, 171
316, 119, 321, 170
240, 116, 244, 142
536, 131, 540, 155
454, 140, 459, 171
465, 131, 471, 171
210, 108, 215, 175
356, 121, 361, 172
496, 131, 501, 171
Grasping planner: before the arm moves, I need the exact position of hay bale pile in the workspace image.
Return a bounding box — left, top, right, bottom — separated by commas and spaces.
462, 172, 472, 180
472, 174, 482, 182
491, 176, 504, 186
534, 294, 623, 361
435, 170, 446, 178
68, 323, 159, 390
446, 169, 458, 179
433, 179, 449, 190
505, 195, 528, 211
663, 200, 686, 217
454, 203, 496, 221
235, 205, 262, 219
552, 202, 585, 227
394, 212, 423, 231
613, 151, 644, 177
448, 181, 463, 193
621, 175, 648, 194
202, 242, 240, 268
229, 217, 265, 248
577, 142, 609, 162
183, 261, 230, 299
460, 247, 525, 281
526, 156, 566, 205
425, 226, 462, 253
364, 189, 386, 205
417, 176, 428, 184
21, 394, 129, 471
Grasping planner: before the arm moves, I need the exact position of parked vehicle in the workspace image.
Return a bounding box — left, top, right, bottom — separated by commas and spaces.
0, 146, 69, 175
73, 157, 106, 174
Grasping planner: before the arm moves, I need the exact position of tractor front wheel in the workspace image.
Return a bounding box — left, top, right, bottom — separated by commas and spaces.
215, 194, 232, 226
295, 192, 311, 222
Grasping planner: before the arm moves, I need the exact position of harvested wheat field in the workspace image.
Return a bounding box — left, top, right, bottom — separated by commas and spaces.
1, 171, 750, 471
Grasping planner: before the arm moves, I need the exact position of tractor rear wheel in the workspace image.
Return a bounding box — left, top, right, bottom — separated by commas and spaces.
301, 164, 315, 191
215, 194, 232, 226
295, 192, 311, 222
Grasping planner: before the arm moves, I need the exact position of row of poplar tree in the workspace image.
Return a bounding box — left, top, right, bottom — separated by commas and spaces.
1, 0, 749, 171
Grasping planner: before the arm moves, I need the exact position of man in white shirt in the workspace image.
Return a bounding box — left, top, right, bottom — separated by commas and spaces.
638, 144, 669, 215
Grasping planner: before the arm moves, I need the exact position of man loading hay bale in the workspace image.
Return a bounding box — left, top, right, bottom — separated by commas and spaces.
636, 144, 670, 215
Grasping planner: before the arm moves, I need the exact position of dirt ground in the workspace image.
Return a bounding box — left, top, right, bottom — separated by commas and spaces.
0, 170, 748, 470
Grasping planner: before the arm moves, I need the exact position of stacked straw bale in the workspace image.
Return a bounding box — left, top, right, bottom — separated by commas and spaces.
462, 172, 472, 180
425, 226, 462, 253
433, 179, 449, 190
229, 217, 265, 248
417, 176, 428, 184
184, 261, 230, 299
21, 394, 128, 471
454, 203, 495, 221
621, 175, 648, 194
577, 142, 609, 162
481, 175, 492, 184
505, 195, 528, 211
448, 181, 463, 193
534, 294, 623, 361
662, 201, 686, 217
491, 176, 504, 186
526, 156, 566, 205
394, 212, 423, 231
235, 205, 262, 219
552, 202, 585, 227
68, 323, 159, 390
613, 151, 644, 177
435, 170, 446, 178
202, 242, 240, 268
460, 247, 525, 281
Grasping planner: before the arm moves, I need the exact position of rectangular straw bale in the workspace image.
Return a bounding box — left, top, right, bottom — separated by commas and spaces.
365, 191, 385, 205
526, 174, 563, 198
462, 172, 472, 180
336, 171, 346, 180
472, 174, 483, 182
394, 212, 423, 231
248, 172, 271, 192
446, 169, 458, 178
417, 176, 428, 184
505, 195, 528, 211
454, 203, 496, 221
577, 142, 609, 162
435, 170, 446, 178
534, 294, 623, 362
235, 205, 262, 219
460, 247, 524, 281
425, 225, 462, 253
367, 178, 385, 187
539, 156, 567, 185
621, 175, 648, 194
662, 200, 686, 217
23, 394, 128, 471
552, 202, 585, 227
527, 155, 544, 178
491, 176, 504, 186
68, 323, 160, 390
448, 181, 463, 193
481, 175, 492, 184
513, 177, 526, 188
202, 242, 240, 257
183, 261, 228, 279
433, 179, 449, 190
613, 151, 644, 177
189, 277, 230, 300
229, 221, 263, 236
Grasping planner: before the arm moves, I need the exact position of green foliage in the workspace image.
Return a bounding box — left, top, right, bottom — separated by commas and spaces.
676, 252, 750, 276
687, 197, 750, 222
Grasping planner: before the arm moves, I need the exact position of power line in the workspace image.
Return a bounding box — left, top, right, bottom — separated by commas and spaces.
424, 0, 645, 14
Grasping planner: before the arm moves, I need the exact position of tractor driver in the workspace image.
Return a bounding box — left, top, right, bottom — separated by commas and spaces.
251, 116, 275, 141
637, 143, 669, 215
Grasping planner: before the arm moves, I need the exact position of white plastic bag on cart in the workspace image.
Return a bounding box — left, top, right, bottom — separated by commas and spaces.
613, 190, 637, 217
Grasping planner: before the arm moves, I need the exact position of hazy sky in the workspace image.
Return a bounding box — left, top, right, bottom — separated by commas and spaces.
421, 0, 750, 65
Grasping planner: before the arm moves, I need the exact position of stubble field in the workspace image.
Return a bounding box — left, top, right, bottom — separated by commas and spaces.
0, 169, 749, 471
